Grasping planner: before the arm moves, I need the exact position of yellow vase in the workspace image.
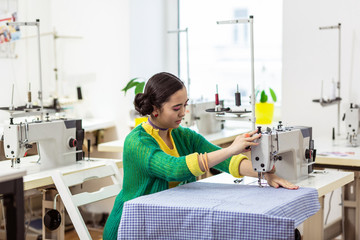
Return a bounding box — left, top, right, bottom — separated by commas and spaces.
255, 103, 274, 124
135, 117, 148, 127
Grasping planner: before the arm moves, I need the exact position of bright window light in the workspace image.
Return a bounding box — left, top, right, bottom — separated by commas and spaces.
179, 0, 283, 107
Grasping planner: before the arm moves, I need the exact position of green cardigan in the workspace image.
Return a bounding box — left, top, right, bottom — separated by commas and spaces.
103, 124, 235, 240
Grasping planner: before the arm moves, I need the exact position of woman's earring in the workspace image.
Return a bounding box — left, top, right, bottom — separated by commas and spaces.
154, 114, 158, 117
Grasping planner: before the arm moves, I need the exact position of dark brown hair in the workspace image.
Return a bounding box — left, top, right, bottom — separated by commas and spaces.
134, 72, 185, 116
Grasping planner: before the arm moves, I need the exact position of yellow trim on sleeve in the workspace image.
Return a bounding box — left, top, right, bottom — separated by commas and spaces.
229, 154, 248, 178
186, 153, 205, 177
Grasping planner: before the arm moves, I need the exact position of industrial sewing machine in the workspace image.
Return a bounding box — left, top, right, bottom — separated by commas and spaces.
182, 101, 224, 134
3, 117, 84, 170
343, 103, 360, 147
251, 123, 316, 186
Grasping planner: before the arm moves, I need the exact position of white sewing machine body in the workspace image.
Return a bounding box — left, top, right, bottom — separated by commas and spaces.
344, 104, 360, 147
3, 119, 84, 170
182, 101, 223, 134
251, 126, 316, 183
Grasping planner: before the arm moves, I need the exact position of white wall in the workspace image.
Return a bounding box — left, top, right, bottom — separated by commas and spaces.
53, 0, 132, 139
282, 0, 360, 139
129, 0, 178, 80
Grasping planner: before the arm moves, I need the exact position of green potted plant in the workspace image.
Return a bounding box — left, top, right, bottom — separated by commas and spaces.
122, 77, 148, 127
255, 87, 277, 124
122, 77, 145, 96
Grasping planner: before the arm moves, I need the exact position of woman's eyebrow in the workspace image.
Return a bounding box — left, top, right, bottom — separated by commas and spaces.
172, 99, 189, 108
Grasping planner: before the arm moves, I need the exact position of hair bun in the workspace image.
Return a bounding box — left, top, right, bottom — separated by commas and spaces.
134, 93, 153, 116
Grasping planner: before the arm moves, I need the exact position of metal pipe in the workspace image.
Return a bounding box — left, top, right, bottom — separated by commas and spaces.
36, 19, 44, 118
217, 19, 251, 24
338, 23, 341, 135
167, 28, 191, 97
250, 16, 255, 131
53, 29, 59, 97
319, 25, 340, 30
319, 23, 341, 135
216, 16, 256, 130
10, 84, 14, 111
7, 20, 44, 119
167, 29, 188, 33
185, 28, 190, 97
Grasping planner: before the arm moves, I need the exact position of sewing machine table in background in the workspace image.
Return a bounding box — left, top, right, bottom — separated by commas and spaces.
0, 156, 122, 191
0, 157, 122, 239
315, 135, 360, 239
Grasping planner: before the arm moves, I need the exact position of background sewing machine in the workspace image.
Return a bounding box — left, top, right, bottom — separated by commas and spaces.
343, 103, 360, 147
251, 123, 316, 185
182, 100, 224, 134
3, 117, 84, 170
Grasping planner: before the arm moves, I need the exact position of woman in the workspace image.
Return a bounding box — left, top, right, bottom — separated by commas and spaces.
103, 72, 298, 240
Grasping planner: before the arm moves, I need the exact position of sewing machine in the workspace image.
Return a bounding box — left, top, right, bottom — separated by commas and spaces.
182, 101, 223, 134
251, 124, 316, 186
3, 118, 84, 170
343, 103, 360, 147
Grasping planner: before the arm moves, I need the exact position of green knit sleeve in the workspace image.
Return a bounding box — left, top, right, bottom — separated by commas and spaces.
125, 130, 195, 182
181, 128, 239, 174
147, 147, 195, 181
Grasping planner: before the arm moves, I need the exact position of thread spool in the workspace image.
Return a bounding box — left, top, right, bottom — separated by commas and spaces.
27, 91, 32, 103
235, 92, 241, 106
77, 86, 83, 100
215, 84, 219, 105
235, 84, 241, 106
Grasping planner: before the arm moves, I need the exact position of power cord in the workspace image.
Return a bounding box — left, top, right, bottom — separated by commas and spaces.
25, 196, 33, 237
324, 190, 334, 225
341, 190, 345, 238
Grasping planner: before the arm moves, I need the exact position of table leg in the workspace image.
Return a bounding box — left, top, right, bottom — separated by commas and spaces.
343, 171, 360, 240
0, 178, 25, 240
15, 178, 25, 239
303, 196, 324, 239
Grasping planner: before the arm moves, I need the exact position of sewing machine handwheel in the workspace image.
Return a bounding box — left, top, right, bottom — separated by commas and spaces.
44, 209, 61, 231
69, 138, 78, 148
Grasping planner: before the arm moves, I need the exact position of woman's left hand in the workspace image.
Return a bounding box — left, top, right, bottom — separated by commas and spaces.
264, 173, 299, 190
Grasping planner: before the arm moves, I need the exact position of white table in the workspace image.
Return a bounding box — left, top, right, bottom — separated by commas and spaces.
82, 118, 115, 132
314, 135, 360, 239
0, 169, 26, 183
200, 171, 354, 239
0, 156, 122, 191
315, 135, 360, 168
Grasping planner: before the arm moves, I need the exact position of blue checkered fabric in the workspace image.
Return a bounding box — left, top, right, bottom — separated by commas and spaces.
118, 182, 320, 240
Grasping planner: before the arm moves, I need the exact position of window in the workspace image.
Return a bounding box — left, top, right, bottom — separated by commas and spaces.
179, 0, 282, 107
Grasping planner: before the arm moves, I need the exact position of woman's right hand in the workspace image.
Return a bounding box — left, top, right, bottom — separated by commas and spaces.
228, 130, 261, 155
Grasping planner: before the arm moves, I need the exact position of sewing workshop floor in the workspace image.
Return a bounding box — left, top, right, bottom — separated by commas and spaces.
65, 227, 103, 239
